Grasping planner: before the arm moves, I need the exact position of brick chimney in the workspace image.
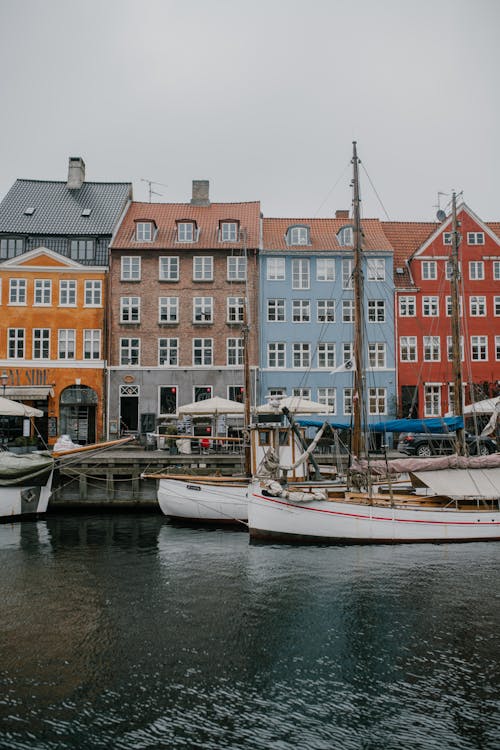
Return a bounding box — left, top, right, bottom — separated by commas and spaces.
67, 157, 85, 190
335, 209, 350, 219
191, 180, 210, 206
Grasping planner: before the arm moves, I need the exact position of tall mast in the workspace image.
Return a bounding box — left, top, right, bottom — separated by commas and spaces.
241, 230, 252, 477
351, 141, 365, 458
449, 191, 466, 454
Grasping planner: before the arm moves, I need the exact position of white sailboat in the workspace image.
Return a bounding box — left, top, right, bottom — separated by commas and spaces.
248, 142, 500, 544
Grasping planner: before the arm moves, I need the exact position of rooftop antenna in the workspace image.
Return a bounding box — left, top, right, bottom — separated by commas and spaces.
140, 179, 168, 202
433, 191, 448, 215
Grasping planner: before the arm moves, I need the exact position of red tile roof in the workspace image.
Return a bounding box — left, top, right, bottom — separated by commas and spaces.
262, 217, 393, 252
381, 221, 437, 288
112, 201, 261, 250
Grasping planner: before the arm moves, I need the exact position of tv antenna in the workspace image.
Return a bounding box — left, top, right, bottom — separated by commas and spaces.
433, 191, 448, 214
140, 179, 168, 202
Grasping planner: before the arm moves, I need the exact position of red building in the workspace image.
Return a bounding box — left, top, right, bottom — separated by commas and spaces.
384, 205, 500, 419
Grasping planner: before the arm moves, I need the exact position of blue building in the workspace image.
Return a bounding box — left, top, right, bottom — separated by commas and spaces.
259, 214, 396, 442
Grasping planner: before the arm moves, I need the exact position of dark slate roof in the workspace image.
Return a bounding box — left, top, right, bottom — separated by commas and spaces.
0, 180, 132, 235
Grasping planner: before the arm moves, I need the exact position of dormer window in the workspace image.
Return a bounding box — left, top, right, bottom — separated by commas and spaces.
136, 222, 154, 242
337, 226, 353, 246
287, 226, 309, 246
177, 221, 197, 242
220, 221, 239, 242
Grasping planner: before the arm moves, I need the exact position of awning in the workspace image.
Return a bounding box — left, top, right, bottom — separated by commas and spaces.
3, 386, 54, 400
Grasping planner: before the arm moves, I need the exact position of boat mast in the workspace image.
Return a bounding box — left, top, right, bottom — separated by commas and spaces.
242, 230, 252, 477
449, 191, 466, 454
351, 141, 365, 458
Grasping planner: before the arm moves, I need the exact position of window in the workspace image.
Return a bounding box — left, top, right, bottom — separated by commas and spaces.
342, 300, 354, 323
9, 279, 26, 304
422, 261, 437, 280
193, 296, 213, 323
494, 296, 500, 316
220, 222, 238, 242
399, 296, 416, 317
318, 343, 335, 369
446, 296, 463, 316
84, 280, 102, 306
467, 232, 484, 245
496, 336, 500, 361
58, 329, 75, 359
120, 296, 140, 323
443, 232, 452, 245
266, 257, 286, 282
193, 338, 213, 366
471, 335, 488, 361
469, 261, 484, 280
268, 342, 286, 368
369, 387, 386, 415
445, 260, 461, 280
33, 328, 50, 359
317, 299, 335, 322
367, 300, 385, 322
228, 385, 245, 403
343, 342, 353, 363
316, 258, 335, 281
288, 226, 309, 246
120, 337, 140, 365
227, 256, 247, 281
342, 259, 353, 289
446, 336, 464, 361
292, 388, 311, 400
267, 298, 285, 322
470, 296, 486, 316
8, 329, 25, 358
159, 385, 178, 414
121, 256, 141, 281
424, 384, 441, 417
59, 280, 76, 306
400, 336, 417, 362
159, 296, 179, 324
293, 343, 311, 368
178, 222, 196, 242
227, 296, 244, 323
159, 257, 179, 281
292, 299, 310, 322
70, 239, 94, 260
493, 261, 500, 280
423, 336, 440, 361
337, 227, 353, 246
422, 296, 439, 316
0, 238, 23, 258
292, 259, 310, 289
193, 256, 213, 281
34, 279, 52, 305
367, 258, 385, 281
194, 386, 213, 402
368, 343, 386, 368
343, 388, 353, 415
158, 338, 178, 366
84, 330, 101, 360
227, 338, 243, 366
136, 222, 153, 242
317, 388, 336, 413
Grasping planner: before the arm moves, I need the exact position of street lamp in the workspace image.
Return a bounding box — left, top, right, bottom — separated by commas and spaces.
0, 371, 8, 398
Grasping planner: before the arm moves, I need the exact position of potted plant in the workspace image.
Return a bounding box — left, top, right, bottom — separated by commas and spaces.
164, 423, 178, 454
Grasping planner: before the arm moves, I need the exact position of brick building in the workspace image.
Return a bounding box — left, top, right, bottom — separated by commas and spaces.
107, 181, 260, 439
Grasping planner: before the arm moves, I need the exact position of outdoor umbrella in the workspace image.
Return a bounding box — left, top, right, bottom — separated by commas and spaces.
255, 395, 332, 415
178, 396, 245, 416
0, 396, 43, 417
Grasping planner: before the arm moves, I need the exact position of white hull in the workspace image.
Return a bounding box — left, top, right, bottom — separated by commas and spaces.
158, 477, 248, 522
249, 482, 500, 544
0, 471, 54, 521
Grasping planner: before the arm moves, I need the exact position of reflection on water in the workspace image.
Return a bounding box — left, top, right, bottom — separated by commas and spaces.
0, 514, 499, 749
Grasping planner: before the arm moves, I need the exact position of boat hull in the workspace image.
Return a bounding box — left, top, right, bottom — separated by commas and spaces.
0, 471, 54, 521
249, 485, 500, 544
158, 477, 248, 523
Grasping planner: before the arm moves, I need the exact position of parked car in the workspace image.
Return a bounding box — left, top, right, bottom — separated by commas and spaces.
396, 432, 497, 457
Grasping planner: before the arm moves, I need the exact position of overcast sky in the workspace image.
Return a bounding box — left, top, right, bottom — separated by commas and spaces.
0, 0, 498, 221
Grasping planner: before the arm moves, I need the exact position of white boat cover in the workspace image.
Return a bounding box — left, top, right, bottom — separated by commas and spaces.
353, 453, 500, 475
0, 451, 54, 486
411, 467, 500, 499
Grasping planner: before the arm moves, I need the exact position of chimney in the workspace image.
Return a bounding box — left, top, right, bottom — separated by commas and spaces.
335, 209, 350, 219
191, 180, 210, 206
67, 157, 85, 190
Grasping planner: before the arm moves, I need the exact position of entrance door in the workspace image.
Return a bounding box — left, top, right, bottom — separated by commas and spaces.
59, 385, 97, 444
119, 385, 139, 433
401, 385, 419, 419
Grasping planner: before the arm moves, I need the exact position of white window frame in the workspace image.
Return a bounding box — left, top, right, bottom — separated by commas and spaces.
84, 280, 102, 307
8, 328, 25, 359
159, 296, 179, 324
120, 337, 140, 366
267, 298, 285, 323
34, 279, 52, 306
317, 299, 335, 322
494, 296, 500, 316
120, 296, 141, 324
227, 256, 247, 281
422, 260, 437, 280
178, 222, 196, 242
293, 342, 311, 368
59, 279, 77, 307
343, 342, 354, 363
423, 336, 441, 362
32, 328, 50, 359
493, 261, 500, 281
193, 256, 213, 281
83, 329, 101, 360
267, 342, 286, 368
316, 258, 335, 282
368, 387, 386, 415
471, 335, 488, 361
292, 258, 310, 290
367, 299, 385, 323
424, 384, 441, 417
192, 338, 213, 366
267, 257, 286, 281
422, 296, 439, 317
317, 387, 336, 414
292, 299, 310, 322
9, 279, 27, 305
220, 222, 238, 242
367, 258, 385, 281
289, 226, 309, 246
342, 299, 354, 323
400, 336, 417, 362
368, 342, 386, 369
227, 296, 244, 323
342, 259, 353, 289
159, 256, 179, 281
398, 296, 416, 317
467, 232, 484, 245
318, 342, 336, 369
193, 296, 214, 324
469, 296, 486, 317
121, 256, 141, 281
58, 329, 76, 360
446, 296, 463, 317
446, 336, 464, 362
136, 222, 153, 242
343, 388, 353, 415
469, 261, 484, 280
158, 338, 179, 366
495, 335, 500, 361
337, 227, 353, 246
227, 337, 243, 366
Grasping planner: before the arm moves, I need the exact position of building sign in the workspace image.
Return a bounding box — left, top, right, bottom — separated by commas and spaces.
5, 369, 50, 385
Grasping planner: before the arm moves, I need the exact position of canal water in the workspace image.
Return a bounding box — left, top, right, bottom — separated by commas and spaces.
0, 514, 499, 750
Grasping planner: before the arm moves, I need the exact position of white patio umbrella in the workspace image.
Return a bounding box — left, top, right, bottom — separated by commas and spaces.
255, 395, 332, 415
462, 396, 500, 415
178, 396, 245, 416
0, 396, 43, 417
